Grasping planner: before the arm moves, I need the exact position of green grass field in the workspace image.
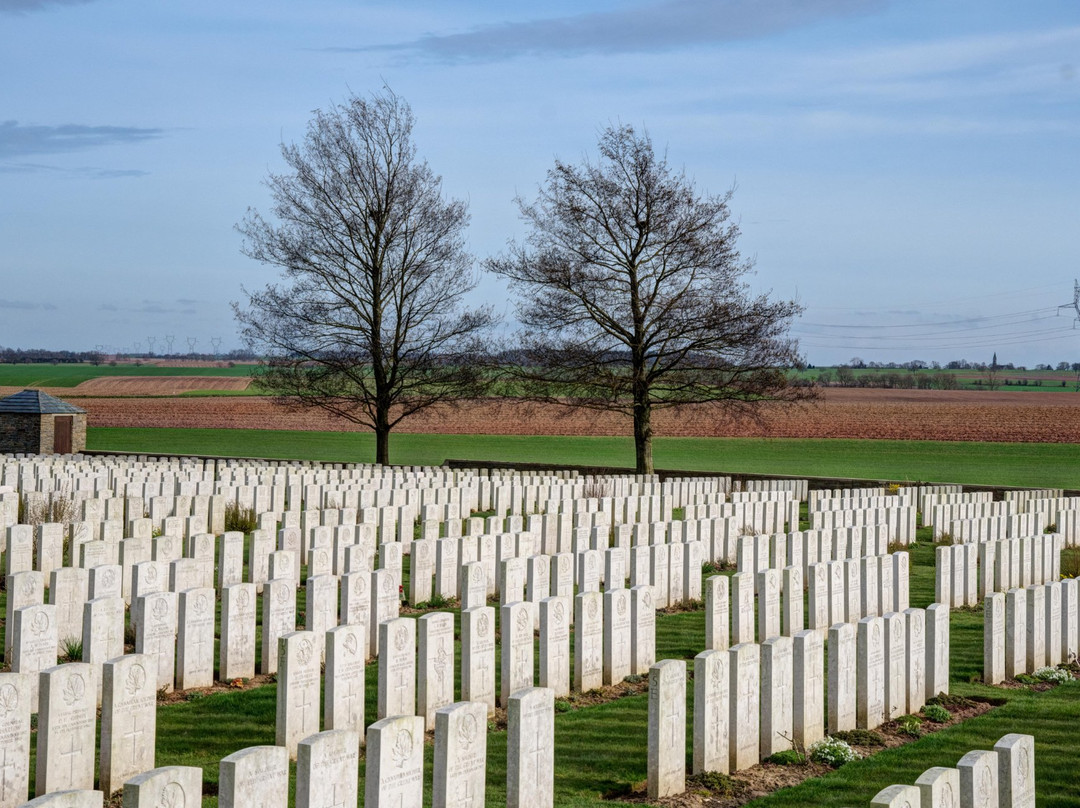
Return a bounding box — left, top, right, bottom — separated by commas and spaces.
88, 428, 1080, 489
0, 363, 255, 388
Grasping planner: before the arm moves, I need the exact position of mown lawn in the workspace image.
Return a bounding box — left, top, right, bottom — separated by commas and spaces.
89, 427, 1080, 490
0, 363, 255, 388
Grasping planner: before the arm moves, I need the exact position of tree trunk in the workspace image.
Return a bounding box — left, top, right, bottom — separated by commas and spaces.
633, 398, 653, 475
375, 407, 391, 465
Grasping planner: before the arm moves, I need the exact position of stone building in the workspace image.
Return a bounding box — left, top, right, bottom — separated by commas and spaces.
0, 389, 87, 454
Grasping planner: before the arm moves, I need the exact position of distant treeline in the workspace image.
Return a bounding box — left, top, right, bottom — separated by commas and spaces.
0, 347, 259, 364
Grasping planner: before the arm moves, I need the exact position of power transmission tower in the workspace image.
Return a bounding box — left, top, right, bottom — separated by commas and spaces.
146, 336, 156, 355
1060, 279, 1080, 326
186, 337, 197, 355
210, 336, 222, 357
164, 335, 175, 355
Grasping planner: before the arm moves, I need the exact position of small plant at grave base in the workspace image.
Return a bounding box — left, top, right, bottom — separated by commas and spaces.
1044, 523, 1058, 534
887, 540, 907, 554
624, 673, 644, 684
156, 686, 171, 703
765, 749, 806, 765
701, 561, 723, 575
688, 771, 744, 799
885, 483, 901, 495
923, 703, 951, 723
738, 524, 757, 537
1033, 666, 1072, 685
1014, 673, 1038, 685
420, 593, 456, 609
124, 623, 137, 647
897, 714, 923, 737
230, 678, 246, 688
182, 690, 205, 702
59, 636, 83, 663
224, 499, 257, 533
830, 728, 886, 747
581, 480, 610, 499
151, 527, 163, 538
809, 737, 861, 768
934, 532, 957, 546
554, 699, 573, 713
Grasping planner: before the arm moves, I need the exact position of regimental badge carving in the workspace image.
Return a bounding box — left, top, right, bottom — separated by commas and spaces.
354, 575, 367, 596
237, 587, 251, 612
978, 762, 993, 804
382, 574, 395, 595
1018, 746, 1030, 788
457, 711, 478, 749
157, 781, 184, 808
394, 624, 409, 652
344, 631, 358, 657
21, 577, 35, 598
587, 597, 599, 620
194, 594, 209, 616
298, 638, 314, 666
277, 584, 292, 604
553, 601, 565, 625
152, 597, 169, 625
391, 728, 414, 769
516, 609, 530, 635
472, 565, 483, 583
477, 612, 490, 637
30, 610, 50, 636
62, 672, 86, 706
126, 663, 147, 696
0, 683, 19, 718
941, 781, 955, 808
616, 594, 627, 617
146, 565, 159, 585
103, 568, 117, 589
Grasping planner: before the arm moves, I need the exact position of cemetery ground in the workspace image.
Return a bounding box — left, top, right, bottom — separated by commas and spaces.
3, 521, 1079, 808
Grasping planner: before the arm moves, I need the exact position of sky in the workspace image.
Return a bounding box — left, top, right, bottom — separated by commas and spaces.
2, 0, 1079, 368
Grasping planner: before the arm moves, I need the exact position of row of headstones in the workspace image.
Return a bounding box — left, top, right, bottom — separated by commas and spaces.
868, 734, 1035, 808
944, 513, 1047, 544
733, 529, 900, 589
645, 609, 951, 800
984, 579, 1080, 683
705, 554, 912, 648
808, 505, 917, 545
275, 584, 657, 758
10, 690, 556, 808
934, 534, 1061, 608
921, 491, 994, 529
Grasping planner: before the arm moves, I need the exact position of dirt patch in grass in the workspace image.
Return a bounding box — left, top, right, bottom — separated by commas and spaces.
606, 698, 995, 807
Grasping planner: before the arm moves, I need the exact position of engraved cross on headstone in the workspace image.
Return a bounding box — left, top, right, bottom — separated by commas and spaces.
61, 732, 83, 785
125, 712, 145, 765
0, 747, 18, 802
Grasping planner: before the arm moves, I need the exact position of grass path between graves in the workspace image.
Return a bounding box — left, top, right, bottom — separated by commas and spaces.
7, 533, 1080, 806
88, 427, 1080, 489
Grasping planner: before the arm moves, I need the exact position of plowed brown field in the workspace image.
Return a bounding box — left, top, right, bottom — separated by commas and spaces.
80, 388, 1080, 443
73, 376, 251, 395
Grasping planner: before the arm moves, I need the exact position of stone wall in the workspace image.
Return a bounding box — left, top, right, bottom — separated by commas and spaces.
0, 413, 41, 453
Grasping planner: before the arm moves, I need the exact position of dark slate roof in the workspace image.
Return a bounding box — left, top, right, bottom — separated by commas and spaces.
0, 389, 86, 414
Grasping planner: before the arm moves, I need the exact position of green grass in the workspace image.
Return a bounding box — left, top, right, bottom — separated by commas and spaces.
88, 428, 1080, 489
0, 363, 255, 388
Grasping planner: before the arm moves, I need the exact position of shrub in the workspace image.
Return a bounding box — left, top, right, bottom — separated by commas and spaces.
765, 749, 806, 765
224, 499, 257, 533
554, 699, 572, 713
934, 532, 957, 546
1033, 666, 1072, 685
1044, 523, 1058, 534
1061, 549, 1080, 580
809, 737, 860, 768
923, 704, 951, 723
897, 714, 923, 737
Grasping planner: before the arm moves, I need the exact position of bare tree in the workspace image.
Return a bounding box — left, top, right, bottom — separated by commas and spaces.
488, 125, 808, 474
234, 89, 495, 464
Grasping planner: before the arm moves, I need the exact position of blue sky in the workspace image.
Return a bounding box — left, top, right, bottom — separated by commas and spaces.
2, 0, 1078, 367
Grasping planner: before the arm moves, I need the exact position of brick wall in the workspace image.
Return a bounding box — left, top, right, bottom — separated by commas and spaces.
0, 413, 42, 453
